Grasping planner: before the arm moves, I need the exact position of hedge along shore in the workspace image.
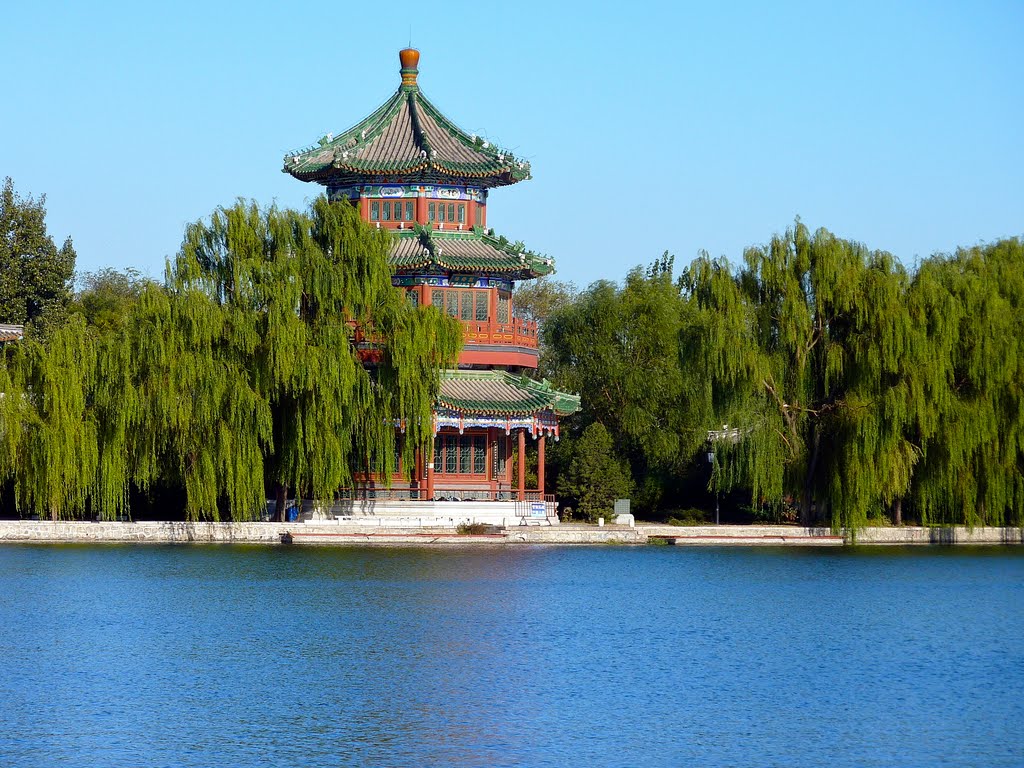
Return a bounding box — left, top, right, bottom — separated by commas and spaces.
0, 521, 1021, 546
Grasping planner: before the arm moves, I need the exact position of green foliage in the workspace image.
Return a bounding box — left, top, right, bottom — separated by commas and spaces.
544, 261, 709, 512
0, 316, 97, 520
904, 239, 1024, 527
543, 222, 1024, 529
514, 278, 579, 375
559, 422, 632, 523
456, 522, 491, 535
683, 221, 919, 529
513, 278, 578, 324
3, 192, 1021, 530
666, 508, 709, 526
0, 178, 75, 333
0, 197, 461, 521
72, 268, 151, 334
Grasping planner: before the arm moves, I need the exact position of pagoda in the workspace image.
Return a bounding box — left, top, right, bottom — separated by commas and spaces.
284, 48, 578, 518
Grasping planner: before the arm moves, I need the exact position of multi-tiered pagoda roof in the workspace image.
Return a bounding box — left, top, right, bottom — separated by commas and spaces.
283, 50, 530, 188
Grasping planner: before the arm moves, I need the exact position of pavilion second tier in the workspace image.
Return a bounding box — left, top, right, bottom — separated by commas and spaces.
389, 227, 553, 368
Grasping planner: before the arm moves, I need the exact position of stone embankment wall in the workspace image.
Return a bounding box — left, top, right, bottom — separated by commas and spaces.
639, 524, 1023, 545
0, 521, 1020, 546
846, 525, 1024, 545
0, 521, 292, 543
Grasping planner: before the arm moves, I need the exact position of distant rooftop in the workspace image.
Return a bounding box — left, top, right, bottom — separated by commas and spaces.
0, 324, 24, 343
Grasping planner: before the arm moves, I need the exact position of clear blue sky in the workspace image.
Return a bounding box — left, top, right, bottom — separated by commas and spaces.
3, 0, 1021, 288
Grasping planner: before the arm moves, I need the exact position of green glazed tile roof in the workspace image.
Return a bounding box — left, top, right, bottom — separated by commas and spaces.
438, 370, 580, 417
283, 75, 531, 188
390, 226, 554, 279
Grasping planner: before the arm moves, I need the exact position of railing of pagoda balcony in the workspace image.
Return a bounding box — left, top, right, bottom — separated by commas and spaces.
462, 317, 538, 348
348, 317, 539, 350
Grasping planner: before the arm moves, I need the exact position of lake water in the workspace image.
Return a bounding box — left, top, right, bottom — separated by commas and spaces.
0, 544, 1021, 767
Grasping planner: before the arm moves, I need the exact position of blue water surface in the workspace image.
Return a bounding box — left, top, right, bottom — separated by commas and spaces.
0, 544, 1021, 767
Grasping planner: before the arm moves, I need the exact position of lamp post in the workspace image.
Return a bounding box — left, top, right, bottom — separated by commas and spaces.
706, 450, 719, 525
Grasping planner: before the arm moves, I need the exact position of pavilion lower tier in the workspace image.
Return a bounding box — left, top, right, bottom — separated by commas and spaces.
347, 426, 551, 502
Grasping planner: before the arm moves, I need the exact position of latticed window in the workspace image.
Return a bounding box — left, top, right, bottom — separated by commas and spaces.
446, 292, 459, 317
438, 204, 446, 223
405, 201, 414, 221
382, 202, 391, 221
436, 434, 488, 475
431, 289, 443, 307
406, 289, 418, 307
497, 293, 510, 323
428, 203, 436, 222
475, 292, 488, 321
447, 203, 455, 222
461, 292, 473, 320
474, 437, 486, 473
458, 204, 466, 224
371, 201, 380, 221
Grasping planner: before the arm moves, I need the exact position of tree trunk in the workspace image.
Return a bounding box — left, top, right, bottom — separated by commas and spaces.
892, 497, 902, 526
800, 428, 822, 527
274, 483, 288, 523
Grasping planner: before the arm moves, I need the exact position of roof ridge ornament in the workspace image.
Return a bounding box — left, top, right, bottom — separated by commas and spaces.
399, 47, 419, 90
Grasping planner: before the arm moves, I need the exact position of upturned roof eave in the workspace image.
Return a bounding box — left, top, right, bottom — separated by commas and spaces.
436, 370, 581, 417
283, 85, 531, 187
284, 164, 528, 189
388, 228, 555, 278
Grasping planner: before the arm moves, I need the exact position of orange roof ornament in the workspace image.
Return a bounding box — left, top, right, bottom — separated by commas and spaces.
399, 48, 419, 89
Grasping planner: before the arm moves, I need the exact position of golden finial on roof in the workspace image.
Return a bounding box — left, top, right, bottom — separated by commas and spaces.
399, 48, 420, 88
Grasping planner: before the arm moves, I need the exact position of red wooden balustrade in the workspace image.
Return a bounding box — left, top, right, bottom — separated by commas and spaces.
463, 317, 538, 348
351, 317, 538, 349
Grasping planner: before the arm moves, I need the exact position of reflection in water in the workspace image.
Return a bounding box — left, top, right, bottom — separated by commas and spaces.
0, 545, 1022, 767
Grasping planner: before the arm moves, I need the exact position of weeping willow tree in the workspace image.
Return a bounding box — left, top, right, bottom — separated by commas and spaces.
0, 197, 461, 521
0, 317, 98, 520
906, 239, 1024, 526
683, 221, 917, 529
170, 197, 461, 519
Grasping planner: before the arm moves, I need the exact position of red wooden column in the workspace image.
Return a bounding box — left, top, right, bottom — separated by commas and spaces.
537, 434, 546, 496
517, 429, 526, 501
413, 447, 422, 499
415, 191, 427, 224
426, 438, 436, 501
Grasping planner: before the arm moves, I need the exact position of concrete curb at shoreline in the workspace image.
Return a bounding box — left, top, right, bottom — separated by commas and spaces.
0, 521, 1021, 546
